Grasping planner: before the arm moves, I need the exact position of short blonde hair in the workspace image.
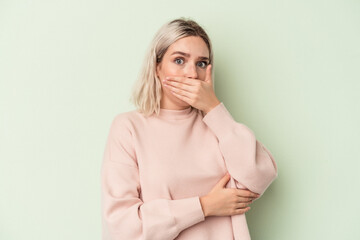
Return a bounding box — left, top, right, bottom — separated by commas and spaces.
129, 17, 214, 117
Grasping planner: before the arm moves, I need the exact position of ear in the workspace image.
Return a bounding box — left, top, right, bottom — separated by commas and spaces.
156, 62, 161, 78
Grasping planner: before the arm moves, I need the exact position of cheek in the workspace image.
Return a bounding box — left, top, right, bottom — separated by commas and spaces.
200, 72, 207, 80
159, 62, 182, 78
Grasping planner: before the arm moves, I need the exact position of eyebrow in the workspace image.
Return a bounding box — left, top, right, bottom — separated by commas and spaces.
170, 51, 209, 61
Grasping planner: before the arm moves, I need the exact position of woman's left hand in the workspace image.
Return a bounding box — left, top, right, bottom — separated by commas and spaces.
163, 64, 221, 114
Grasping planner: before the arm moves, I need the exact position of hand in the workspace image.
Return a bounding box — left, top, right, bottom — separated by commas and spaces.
162, 64, 221, 114
199, 172, 260, 217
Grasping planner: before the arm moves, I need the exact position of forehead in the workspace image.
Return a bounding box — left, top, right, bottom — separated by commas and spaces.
167, 36, 209, 57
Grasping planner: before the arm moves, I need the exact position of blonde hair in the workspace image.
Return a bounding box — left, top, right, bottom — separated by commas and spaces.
129, 17, 214, 117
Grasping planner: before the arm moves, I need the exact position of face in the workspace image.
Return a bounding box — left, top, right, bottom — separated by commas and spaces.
156, 36, 210, 108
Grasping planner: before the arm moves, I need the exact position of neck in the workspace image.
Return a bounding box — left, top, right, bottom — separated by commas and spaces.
160, 96, 192, 110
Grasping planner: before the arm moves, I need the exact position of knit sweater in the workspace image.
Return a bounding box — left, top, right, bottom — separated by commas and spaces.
100, 102, 278, 240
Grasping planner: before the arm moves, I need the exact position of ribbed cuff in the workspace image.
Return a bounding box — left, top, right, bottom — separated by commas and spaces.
168, 196, 205, 233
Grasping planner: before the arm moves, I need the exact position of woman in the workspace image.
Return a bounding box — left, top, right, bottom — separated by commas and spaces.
101, 17, 278, 240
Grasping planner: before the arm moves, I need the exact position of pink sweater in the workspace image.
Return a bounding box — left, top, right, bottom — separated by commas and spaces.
101, 102, 278, 240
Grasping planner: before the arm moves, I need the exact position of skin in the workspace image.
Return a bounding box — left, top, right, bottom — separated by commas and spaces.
199, 173, 260, 217
156, 35, 220, 114
156, 36, 261, 217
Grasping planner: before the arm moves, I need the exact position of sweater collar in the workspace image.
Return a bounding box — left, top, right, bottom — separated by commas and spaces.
157, 106, 195, 120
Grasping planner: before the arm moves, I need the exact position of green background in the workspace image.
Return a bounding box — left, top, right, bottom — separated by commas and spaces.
1, 0, 359, 239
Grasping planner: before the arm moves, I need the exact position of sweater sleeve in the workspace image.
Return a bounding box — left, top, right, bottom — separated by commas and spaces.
101, 115, 205, 240
202, 102, 278, 196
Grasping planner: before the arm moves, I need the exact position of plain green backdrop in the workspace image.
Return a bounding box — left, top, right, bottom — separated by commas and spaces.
1, 0, 359, 239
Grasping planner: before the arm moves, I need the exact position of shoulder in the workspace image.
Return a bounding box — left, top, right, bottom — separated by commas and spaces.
109, 109, 145, 134
112, 109, 136, 124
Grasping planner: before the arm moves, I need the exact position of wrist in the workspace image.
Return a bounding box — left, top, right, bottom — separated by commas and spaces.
204, 100, 221, 115
199, 195, 211, 217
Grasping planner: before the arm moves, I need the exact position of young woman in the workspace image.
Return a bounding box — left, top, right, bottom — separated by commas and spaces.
101, 17, 278, 240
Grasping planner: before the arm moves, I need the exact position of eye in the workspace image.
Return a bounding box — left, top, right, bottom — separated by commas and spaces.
197, 61, 208, 68
174, 58, 184, 65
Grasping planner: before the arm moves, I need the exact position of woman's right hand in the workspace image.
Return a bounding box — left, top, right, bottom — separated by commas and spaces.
199, 172, 260, 217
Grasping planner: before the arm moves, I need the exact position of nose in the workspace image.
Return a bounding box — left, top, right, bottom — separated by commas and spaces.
184, 62, 198, 79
